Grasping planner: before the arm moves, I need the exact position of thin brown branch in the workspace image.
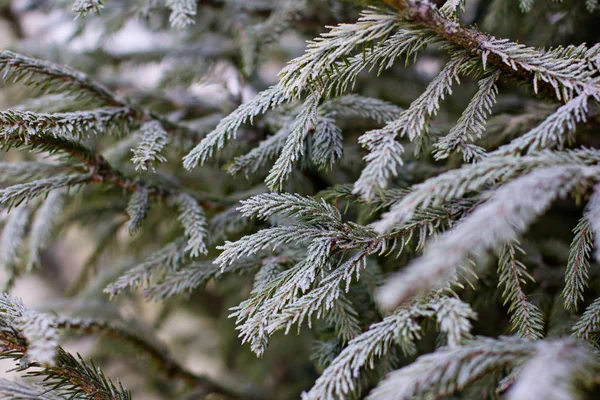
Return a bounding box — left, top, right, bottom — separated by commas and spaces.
381, 0, 586, 102
55, 318, 244, 399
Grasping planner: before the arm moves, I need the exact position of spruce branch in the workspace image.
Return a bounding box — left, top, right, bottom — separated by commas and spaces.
353, 52, 472, 200
166, 0, 197, 28
506, 339, 598, 400
266, 93, 319, 190
0, 174, 90, 209
125, 188, 150, 235
0, 294, 59, 366
574, 297, 600, 345
497, 242, 544, 340
183, 86, 286, 169
171, 192, 209, 257
0, 51, 121, 106
55, 317, 241, 398
319, 94, 402, 124
367, 337, 586, 400
104, 239, 187, 297
562, 217, 593, 311
0, 51, 203, 142
227, 127, 289, 177
311, 117, 344, 170
0, 204, 30, 287
304, 294, 475, 400
0, 379, 64, 400
0, 162, 72, 183
495, 92, 596, 155
375, 148, 600, 234
26, 190, 66, 271
130, 120, 169, 171
434, 70, 500, 161
382, 0, 600, 102
585, 183, 600, 264
377, 165, 597, 309
0, 107, 135, 140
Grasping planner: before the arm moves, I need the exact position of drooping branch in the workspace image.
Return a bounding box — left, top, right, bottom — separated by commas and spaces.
55, 318, 243, 399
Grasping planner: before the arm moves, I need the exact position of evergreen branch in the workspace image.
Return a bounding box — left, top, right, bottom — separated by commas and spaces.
266, 251, 365, 336
574, 297, 600, 344
184, 12, 435, 169
432, 296, 475, 347
497, 242, 544, 340
277, 7, 401, 99
142, 261, 221, 301
434, 71, 500, 161
26, 190, 65, 271
383, 0, 600, 102
130, 120, 168, 171
585, 183, 600, 264
166, 0, 197, 28
495, 92, 596, 155
0, 204, 30, 287
0, 379, 64, 400
0, 108, 134, 141
266, 94, 319, 190
183, 86, 286, 169
324, 292, 362, 343
0, 52, 204, 142
319, 95, 403, 124
0, 162, 73, 183
378, 165, 596, 310
440, 0, 465, 17
0, 294, 59, 366
104, 239, 187, 297
303, 299, 428, 400
55, 317, 241, 398
232, 244, 356, 356
367, 337, 536, 400
562, 217, 593, 311
227, 127, 289, 177
239, 0, 305, 76
304, 294, 475, 400
353, 53, 471, 200
0, 51, 121, 106
216, 226, 323, 270
252, 258, 286, 294
238, 193, 341, 225
375, 148, 600, 233
0, 174, 90, 209
506, 339, 598, 400
27, 350, 131, 400
311, 117, 343, 170
125, 188, 150, 235
171, 193, 208, 257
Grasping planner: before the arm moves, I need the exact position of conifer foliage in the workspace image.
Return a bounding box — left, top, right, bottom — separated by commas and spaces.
0, 0, 600, 398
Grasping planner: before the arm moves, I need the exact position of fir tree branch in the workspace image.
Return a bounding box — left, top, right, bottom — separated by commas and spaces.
55, 317, 242, 398
0, 51, 204, 142
382, 0, 600, 102
0, 294, 129, 399
562, 217, 593, 311
497, 242, 544, 340
0, 51, 121, 106
367, 337, 593, 400
378, 165, 598, 309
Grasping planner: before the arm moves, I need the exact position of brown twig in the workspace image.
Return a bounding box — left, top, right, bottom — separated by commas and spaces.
382, 0, 583, 103
55, 318, 244, 399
